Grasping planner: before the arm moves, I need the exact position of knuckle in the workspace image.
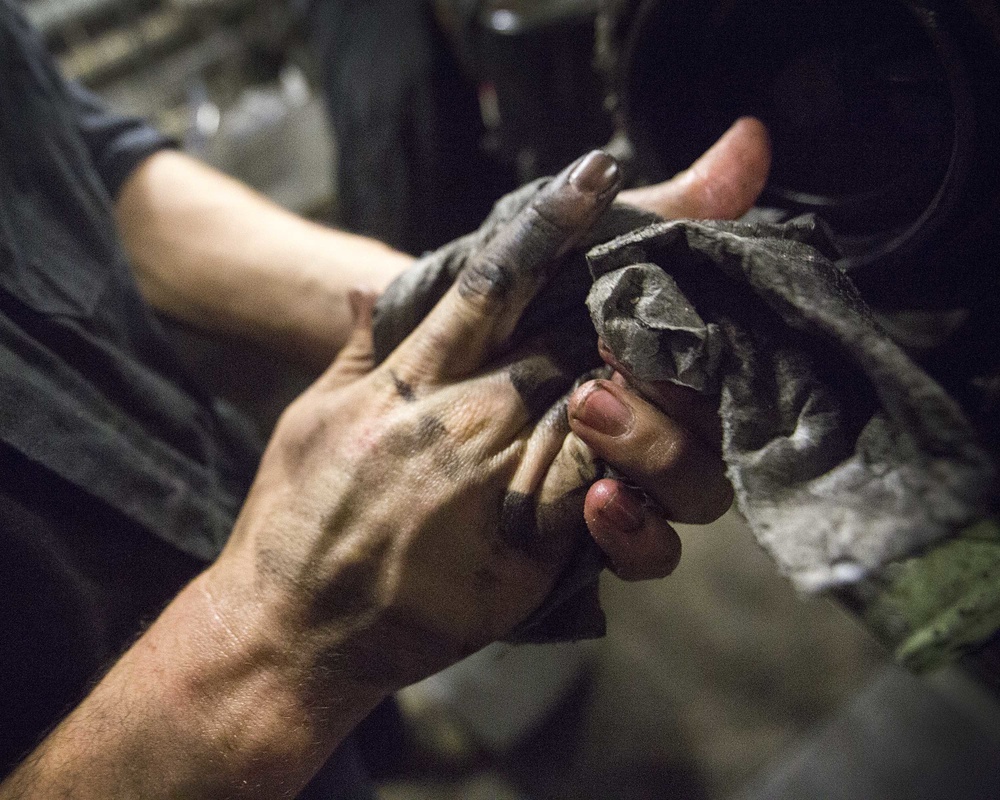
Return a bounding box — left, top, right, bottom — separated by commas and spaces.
457, 253, 515, 306
515, 204, 574, 268
524, 199, 570, 243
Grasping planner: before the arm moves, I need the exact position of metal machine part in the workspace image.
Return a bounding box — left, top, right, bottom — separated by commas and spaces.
599, 0, 1000, 295
21, 0, 332, 216
437, 0, 1000, 294
434, 0, 613, 181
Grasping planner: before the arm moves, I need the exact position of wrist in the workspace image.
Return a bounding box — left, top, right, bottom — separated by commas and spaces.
2, 565, 389, 800
190, 564, 389, 727
135, 568, 387, 794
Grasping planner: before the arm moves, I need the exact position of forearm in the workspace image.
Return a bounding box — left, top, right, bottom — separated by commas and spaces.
114, 149, 415, 365
0, 569, 386, 800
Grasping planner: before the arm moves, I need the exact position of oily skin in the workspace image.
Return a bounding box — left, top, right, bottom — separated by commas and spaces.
219, 120, 772, 670
208, 150, 626, 692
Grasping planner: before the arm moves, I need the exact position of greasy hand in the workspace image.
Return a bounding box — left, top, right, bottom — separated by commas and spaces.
571, 117, 772, 580
208, 151, 622, 692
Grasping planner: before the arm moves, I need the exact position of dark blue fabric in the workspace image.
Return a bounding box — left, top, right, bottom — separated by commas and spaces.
0, 2, 376, 793
65, 77, 176, 201
0, 0, 260, 560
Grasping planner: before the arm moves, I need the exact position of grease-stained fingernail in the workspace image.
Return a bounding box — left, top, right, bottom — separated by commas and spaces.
597, 485, 644, 533
569, 150, 620, 196
572, 381, 633, 437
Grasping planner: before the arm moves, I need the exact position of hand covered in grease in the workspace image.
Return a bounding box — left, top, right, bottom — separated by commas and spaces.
571, 117, 773, 580
206, 151, 623, 692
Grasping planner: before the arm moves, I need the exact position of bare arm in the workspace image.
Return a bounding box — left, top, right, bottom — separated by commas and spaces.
0, 572, 382, 800
1, 151, 623, 799
114, 149, 415, 366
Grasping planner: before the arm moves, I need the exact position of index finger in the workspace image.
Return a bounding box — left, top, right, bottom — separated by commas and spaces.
385, 150, 621, 382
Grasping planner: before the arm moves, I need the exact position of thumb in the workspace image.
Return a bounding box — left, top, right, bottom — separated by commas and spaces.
620, 116, 771, 221
316, 288, 378, 391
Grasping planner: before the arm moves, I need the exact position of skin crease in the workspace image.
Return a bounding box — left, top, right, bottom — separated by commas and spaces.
0, 121, 771, 800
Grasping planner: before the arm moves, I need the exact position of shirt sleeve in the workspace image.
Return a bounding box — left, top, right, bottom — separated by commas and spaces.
64, 79, 177, 200
3, 0, 176, 200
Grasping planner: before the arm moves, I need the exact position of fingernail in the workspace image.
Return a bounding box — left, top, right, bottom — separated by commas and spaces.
569, 150, 620, 196
572, 382, 633, 437
598, 486, 645, 533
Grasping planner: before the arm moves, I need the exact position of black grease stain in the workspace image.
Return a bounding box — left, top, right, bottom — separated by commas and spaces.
379, 414, 451, 458
509, 357, 573, 421
389, 370, 416, 402
256, 546, 298, 588
508, 326, 603, 421
498, 485, 589, 566
539, 396, 572, 438
305, 528, 393, 624
457, 255, 514, 304
414, 415, 448, 450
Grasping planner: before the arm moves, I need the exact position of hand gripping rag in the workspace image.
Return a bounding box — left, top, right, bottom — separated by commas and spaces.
372, 179, 997, 642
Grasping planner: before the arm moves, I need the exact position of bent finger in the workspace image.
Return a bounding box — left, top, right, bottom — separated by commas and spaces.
619, 117, 771, 221
386, 150, 622, 382
568, 379, 733, 524
584, 479, 681, 580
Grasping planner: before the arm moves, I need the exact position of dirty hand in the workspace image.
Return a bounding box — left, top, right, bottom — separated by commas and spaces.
205, 151, 623, 692
571, 117, 773, 580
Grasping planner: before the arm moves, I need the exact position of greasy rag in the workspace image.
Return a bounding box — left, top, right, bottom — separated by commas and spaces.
372, 180, 997, 642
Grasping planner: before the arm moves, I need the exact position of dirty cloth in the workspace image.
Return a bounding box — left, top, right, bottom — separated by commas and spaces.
373, 179, 997, 641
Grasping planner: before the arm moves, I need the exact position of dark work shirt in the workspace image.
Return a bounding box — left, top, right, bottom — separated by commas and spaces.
0, 0, 264, 777
0, 7, 377, 794
0, 0, 259, 564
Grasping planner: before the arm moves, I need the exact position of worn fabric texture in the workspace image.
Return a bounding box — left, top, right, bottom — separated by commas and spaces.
0, 3, 375, 793
858, 517, 1000, 673
372, 179, 997, 642
0, 0, 260, 561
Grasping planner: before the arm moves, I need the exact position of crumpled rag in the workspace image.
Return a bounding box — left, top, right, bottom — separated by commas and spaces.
373, 179, 997, 643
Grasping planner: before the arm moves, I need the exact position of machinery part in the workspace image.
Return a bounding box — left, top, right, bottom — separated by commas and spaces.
603, 0, 1000, 288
